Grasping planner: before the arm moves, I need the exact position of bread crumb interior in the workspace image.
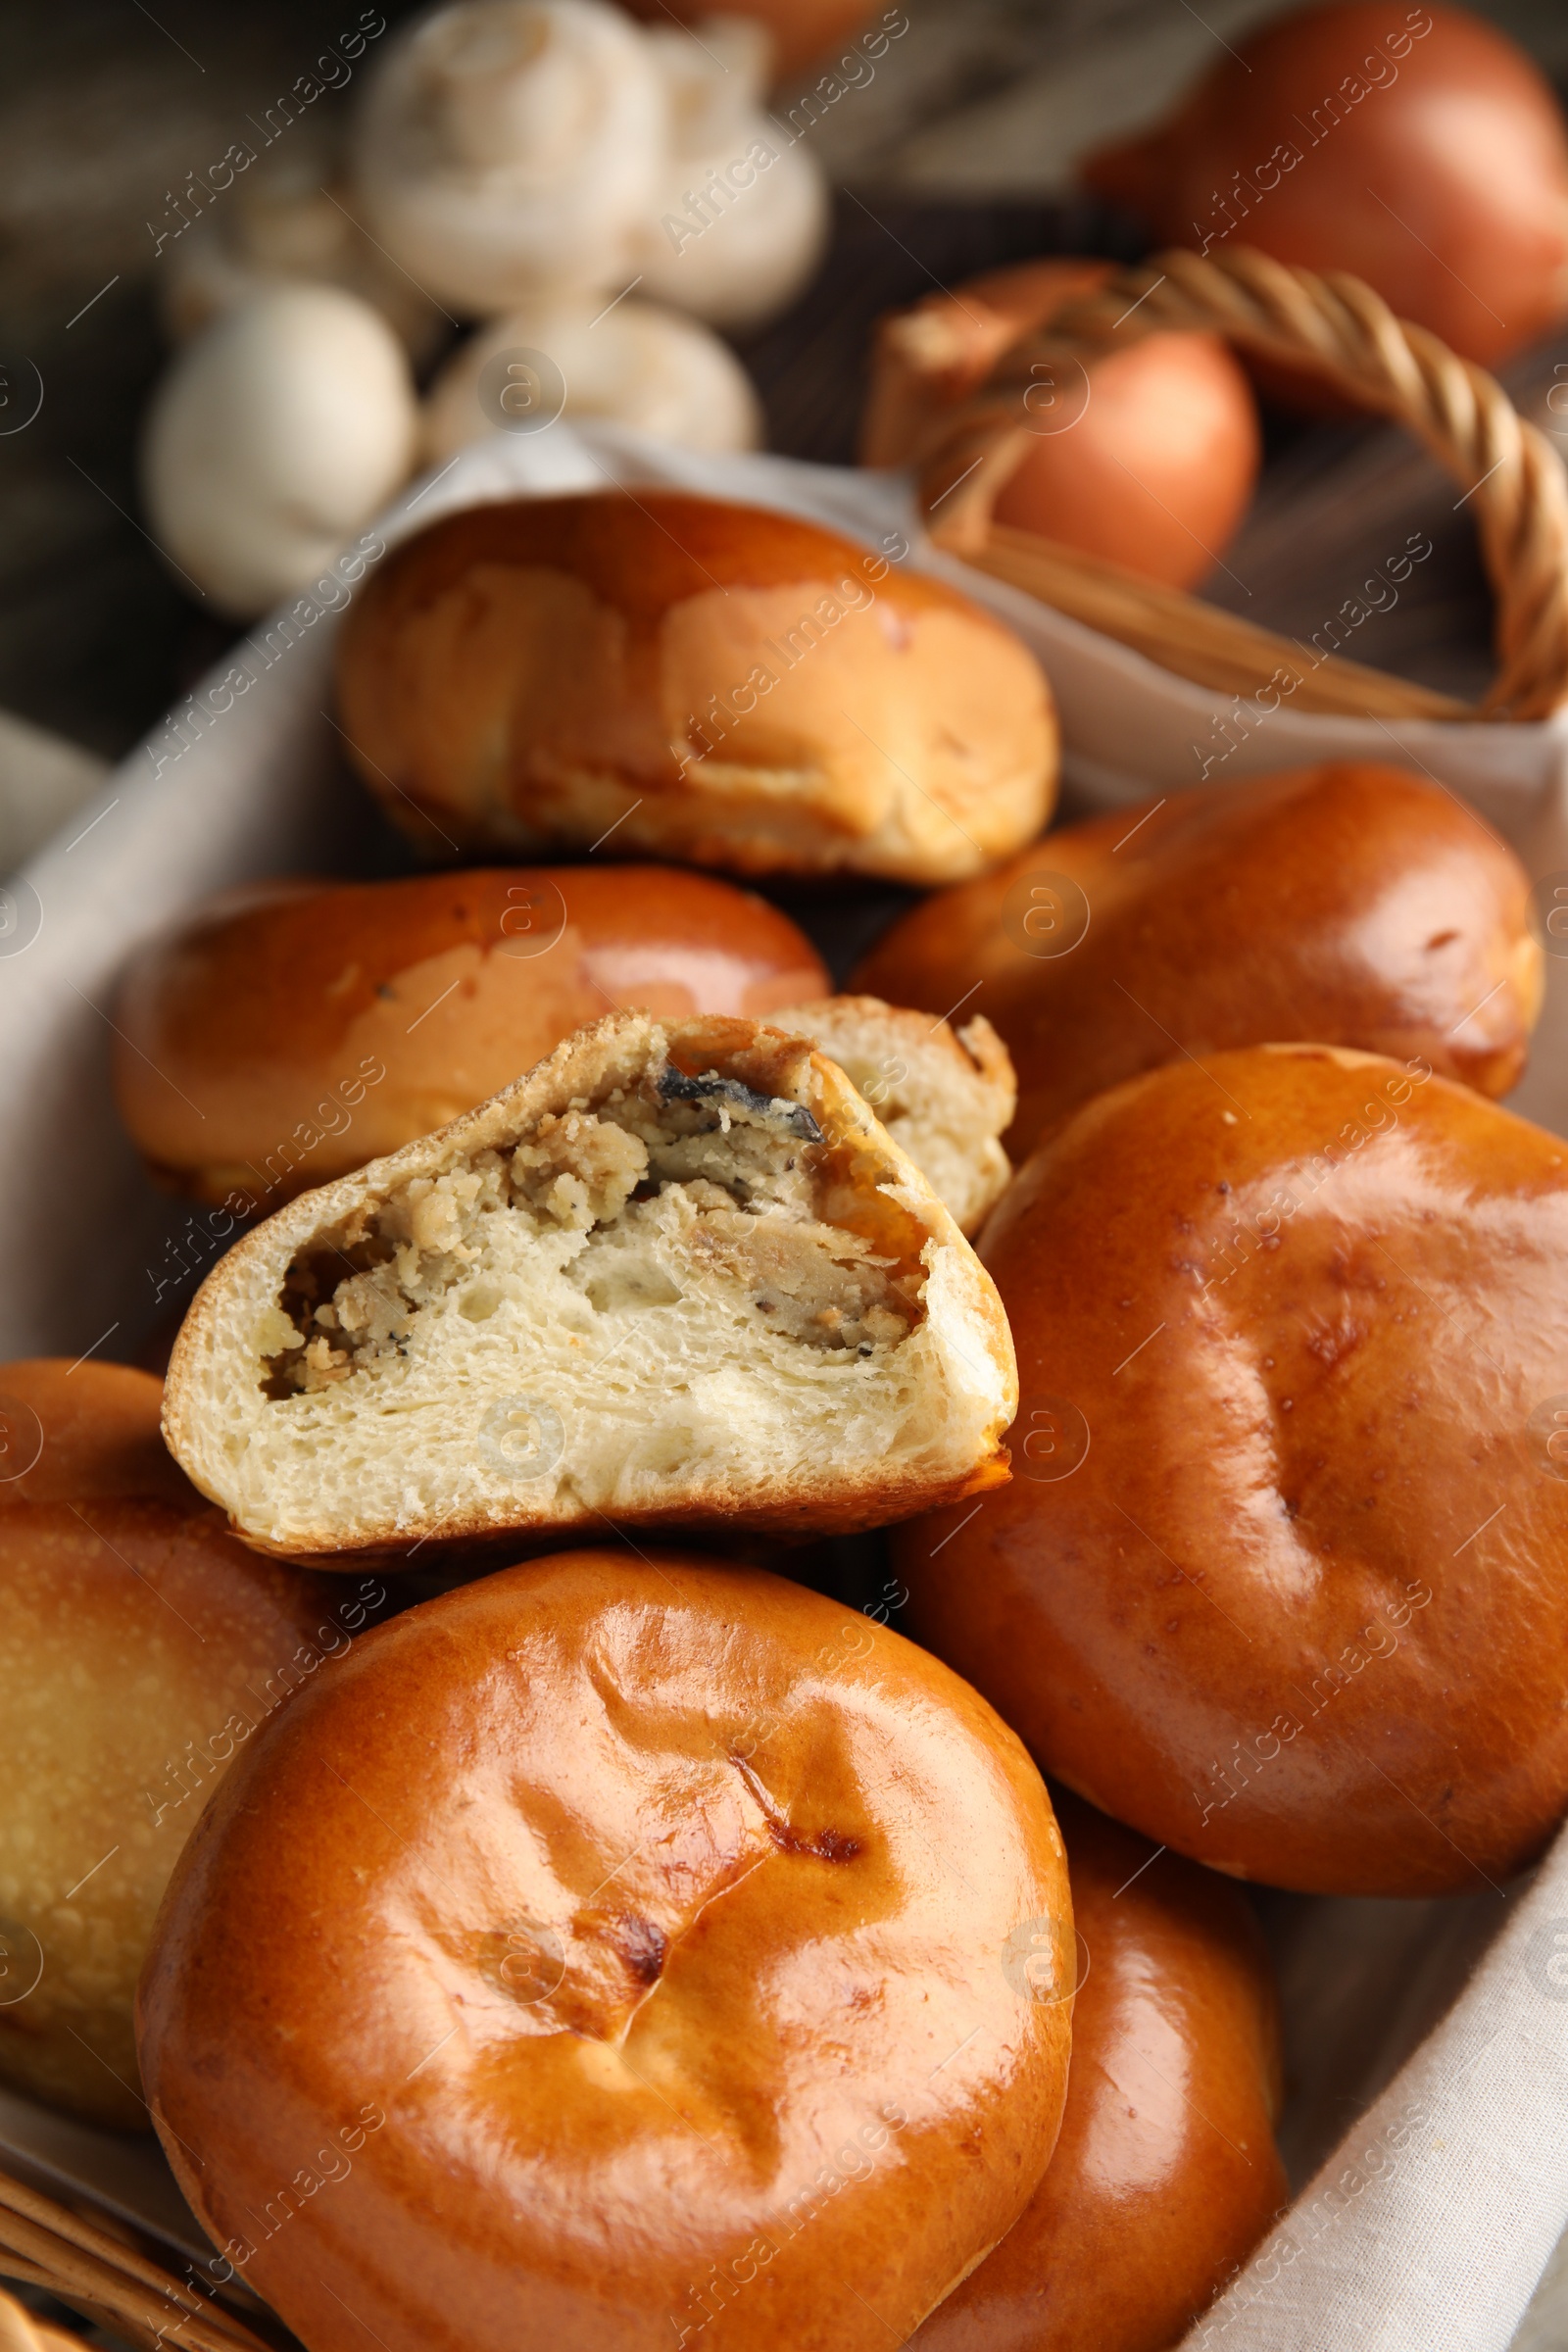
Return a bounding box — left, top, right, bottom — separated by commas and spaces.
262, 1066, 922, 1400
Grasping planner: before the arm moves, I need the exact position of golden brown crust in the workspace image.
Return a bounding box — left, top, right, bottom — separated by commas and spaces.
137, 1549, 1074, 2352
333, 492, 1057, 883
162, 1010, 1017, 1564
0, 1359, 196, 1511
770, 996, 1016, 1235
113, 866, 828, 1207
897, 1043, 1568, 1895
855, 762, 1544, 1158
0, 1359, 350, 2128
914, 1793, 1286, 2352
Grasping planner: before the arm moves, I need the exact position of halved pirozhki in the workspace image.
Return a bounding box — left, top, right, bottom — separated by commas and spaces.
772, 996, 1015, 1238
163, 1013, 1017, 1561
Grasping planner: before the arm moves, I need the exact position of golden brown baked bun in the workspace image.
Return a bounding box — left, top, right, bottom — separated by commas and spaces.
112, 866, 828, 1209
773, 996, 1015, 1235
915, 1792, 1285, 2352
0, 1360, 360, 2128
854, 762, 1543, 1161
333, 493, 1057, 883
163, 1010, 1017, 1563
0, 1356, 192, 1509
137, 1549, 1074, 2352
898, 1043, 1568, 1897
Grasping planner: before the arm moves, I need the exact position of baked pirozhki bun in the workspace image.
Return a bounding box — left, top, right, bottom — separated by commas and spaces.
137, 1550, 1075, 2352
0, 1360, 361, 2128
112, 866, 827, 1209
774, 996, 1015, 1236
333, 492, 1058, 882
855, 762, 1543, 1159
0, 1355, 192, 1510
899, 1044, 1568, 1897
163, 1011, 1017, 1562
915, 1792, 1285, 2352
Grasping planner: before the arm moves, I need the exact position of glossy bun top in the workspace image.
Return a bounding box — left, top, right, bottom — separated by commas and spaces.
900, 1043, 1568, 1895
139, 1550, 1074, 2351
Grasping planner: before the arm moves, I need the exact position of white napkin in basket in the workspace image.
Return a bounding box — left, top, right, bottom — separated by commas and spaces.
5, 423, 1568, 2347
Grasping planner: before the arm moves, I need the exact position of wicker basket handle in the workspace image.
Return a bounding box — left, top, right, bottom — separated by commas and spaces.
900, 244, 1568, 723
0, 2162, 274, 2352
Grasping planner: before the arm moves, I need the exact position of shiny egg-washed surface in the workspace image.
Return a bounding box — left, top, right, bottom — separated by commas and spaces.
138, 1551, 1073, 2352
915, 1791, 1286, 2352
900, 1045, 1568, 1895
856, 763, 1542, 1160
114, 865, 828, 1205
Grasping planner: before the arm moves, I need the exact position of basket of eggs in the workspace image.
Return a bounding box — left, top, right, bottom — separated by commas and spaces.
6, 5, 1568, 2352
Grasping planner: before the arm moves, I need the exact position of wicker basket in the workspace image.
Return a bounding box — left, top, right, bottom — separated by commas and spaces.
0, 2168, 275, 2352
862, 243, 1568, 724
4, 271, 1567, 2352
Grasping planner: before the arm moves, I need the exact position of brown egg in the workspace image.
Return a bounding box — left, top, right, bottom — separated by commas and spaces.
915, 1793, 1286, 2352
853, 762, 1543, 1163
897, 1044, 1568, 1896
1082, 2, 1568, 371
113, 865, 828, 1208
137, 1550, 1073, 2351
0, 1361, 363, 2127
333, 494, 1057, 885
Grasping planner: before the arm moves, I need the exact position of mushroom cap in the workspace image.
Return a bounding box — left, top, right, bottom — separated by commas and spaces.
140, 283, 417, 617
351, 0, 668, 315
421, 294, 762, 460
634, 20, 830, 329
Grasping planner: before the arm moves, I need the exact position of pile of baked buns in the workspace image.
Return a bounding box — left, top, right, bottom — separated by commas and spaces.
6, 487, 1564, 2352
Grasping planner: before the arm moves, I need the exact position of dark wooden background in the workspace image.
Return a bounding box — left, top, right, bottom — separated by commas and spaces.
2, 0, 1566, 777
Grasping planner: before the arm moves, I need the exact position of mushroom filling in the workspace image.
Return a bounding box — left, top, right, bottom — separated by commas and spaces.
262, 1066, 924, 1398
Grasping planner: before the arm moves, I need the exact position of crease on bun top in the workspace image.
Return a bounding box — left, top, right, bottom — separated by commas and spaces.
162, 1010, 1017, 1563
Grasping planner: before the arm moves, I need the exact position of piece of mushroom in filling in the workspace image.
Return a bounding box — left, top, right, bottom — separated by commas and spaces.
260, 1065, 926, 1397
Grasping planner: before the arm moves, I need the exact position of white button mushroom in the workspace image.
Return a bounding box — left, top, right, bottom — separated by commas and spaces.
140, 285, 419, 619
161, 132, 447, 365
633, 20, 829, 330
350, 0, 668, 318
421, 294, 762, 461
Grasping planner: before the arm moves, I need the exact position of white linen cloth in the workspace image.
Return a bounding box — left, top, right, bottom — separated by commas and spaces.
4, 423, 1568, 2346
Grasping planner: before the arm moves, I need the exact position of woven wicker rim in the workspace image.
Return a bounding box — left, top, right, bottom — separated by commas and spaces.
904, 243, 1568, 722
0, 2165, 272, 2352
